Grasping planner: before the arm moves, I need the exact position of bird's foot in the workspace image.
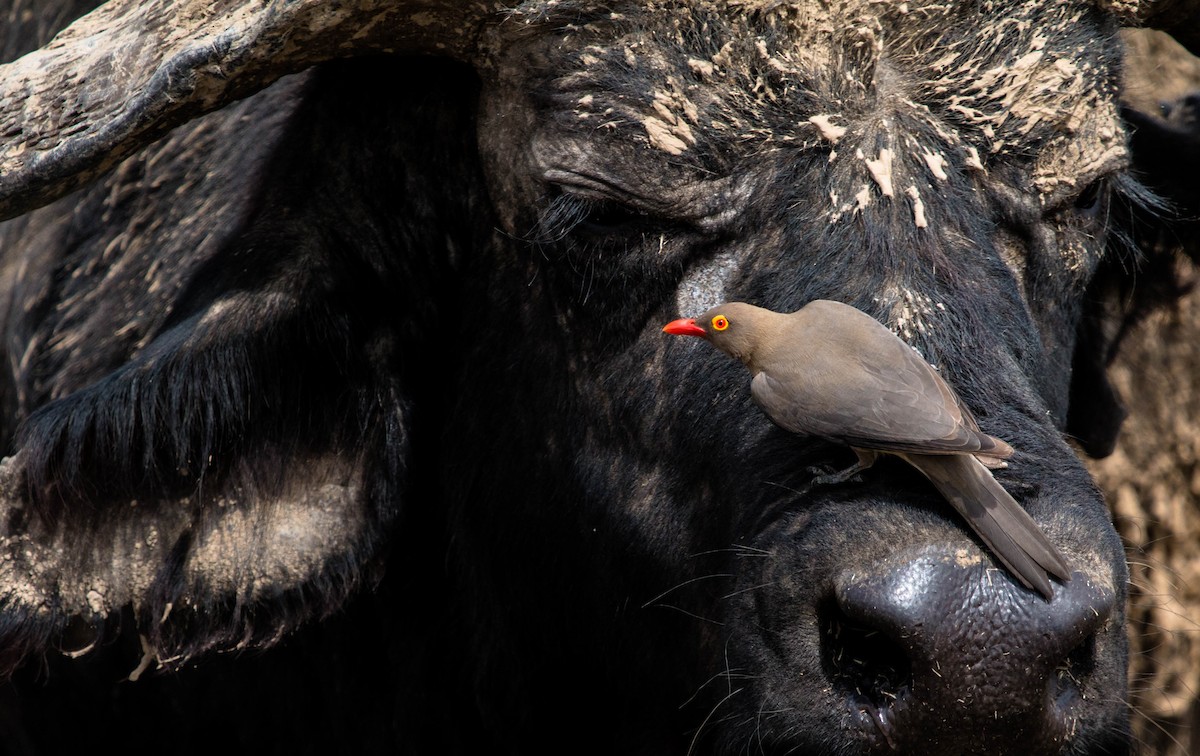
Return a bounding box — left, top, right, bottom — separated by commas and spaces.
805, 462, 867, 489
766, 463, 867, 503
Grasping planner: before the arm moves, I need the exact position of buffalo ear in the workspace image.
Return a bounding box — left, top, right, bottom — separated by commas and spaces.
1067, 92, 1200, 457
0, 0, 487, 221
1066, 256, 1190, 459
1068, 248, 1195, 458
0, 286, 408, 676
1067, 276, 1129, 459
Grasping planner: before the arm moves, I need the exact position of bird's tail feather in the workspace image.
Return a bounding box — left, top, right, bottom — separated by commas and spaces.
902, 453, 1071, 600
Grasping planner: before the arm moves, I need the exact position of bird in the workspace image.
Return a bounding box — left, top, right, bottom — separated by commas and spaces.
662, 299, 1070, 599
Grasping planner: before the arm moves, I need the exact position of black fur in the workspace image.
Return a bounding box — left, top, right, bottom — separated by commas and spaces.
0, 2, 1194, 754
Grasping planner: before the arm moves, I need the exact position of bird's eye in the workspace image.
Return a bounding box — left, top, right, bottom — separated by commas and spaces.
711, 315, 729, 331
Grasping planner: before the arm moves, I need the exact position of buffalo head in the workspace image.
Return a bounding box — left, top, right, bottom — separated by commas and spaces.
0, 1, 1196, 754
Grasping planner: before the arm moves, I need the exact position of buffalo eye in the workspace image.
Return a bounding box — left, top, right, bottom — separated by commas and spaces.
533, 187, 679, 246
575, 197, 655, 236
1073, 179, 1106, 219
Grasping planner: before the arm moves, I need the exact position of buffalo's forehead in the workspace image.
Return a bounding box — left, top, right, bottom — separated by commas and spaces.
500, 0, 1130, 331
511, 0, 1126, 203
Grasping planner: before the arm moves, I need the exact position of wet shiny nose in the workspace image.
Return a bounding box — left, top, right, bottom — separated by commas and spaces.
824, 549, 1115, 754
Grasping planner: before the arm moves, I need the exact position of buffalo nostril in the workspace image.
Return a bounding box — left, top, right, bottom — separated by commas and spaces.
1052, 626, 1099, 709
829, 549, 1115, 750
819, 596, 913, 710
819, 595, 915, 749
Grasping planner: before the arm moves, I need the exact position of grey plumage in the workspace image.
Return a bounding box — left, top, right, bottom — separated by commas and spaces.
663, 299, 1070, 599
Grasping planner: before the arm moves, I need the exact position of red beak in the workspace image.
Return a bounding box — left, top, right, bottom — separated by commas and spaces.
662, 317, 707, 337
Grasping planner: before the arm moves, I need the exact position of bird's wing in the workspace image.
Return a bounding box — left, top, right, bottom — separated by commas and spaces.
750, 357, 1004, 457
859, 354, 1012, 458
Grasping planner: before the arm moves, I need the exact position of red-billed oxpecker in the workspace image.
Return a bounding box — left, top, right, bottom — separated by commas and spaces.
662, 299, 1070, 599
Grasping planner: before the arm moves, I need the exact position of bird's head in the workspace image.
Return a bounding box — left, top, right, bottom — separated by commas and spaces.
662, 302, 769, 367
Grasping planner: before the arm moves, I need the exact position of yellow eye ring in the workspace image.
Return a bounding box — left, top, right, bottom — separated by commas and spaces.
711, 315, 729, 331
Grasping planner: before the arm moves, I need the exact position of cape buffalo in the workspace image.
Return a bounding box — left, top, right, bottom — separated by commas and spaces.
0, 1, 1196, 754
